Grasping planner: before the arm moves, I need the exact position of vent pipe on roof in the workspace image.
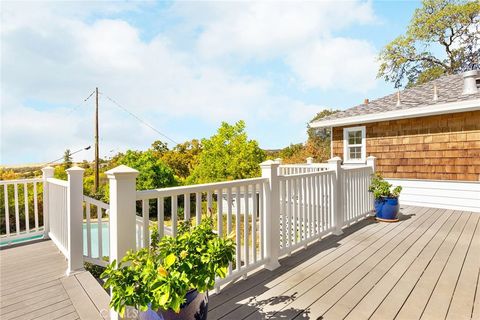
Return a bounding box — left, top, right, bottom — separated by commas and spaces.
462, 70, 478, 95
433, 84, 438, 101
364, 98, 369, 105
396, 91, 401, 106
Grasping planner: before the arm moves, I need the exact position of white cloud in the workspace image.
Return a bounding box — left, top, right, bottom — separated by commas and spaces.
287, 37, 379, 92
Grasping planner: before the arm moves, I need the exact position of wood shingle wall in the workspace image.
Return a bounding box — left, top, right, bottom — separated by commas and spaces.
332, 111, 480, 181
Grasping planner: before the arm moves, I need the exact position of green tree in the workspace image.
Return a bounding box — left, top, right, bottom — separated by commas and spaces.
189, 121, 266, 184
151, 140, 169, 155
378, 0, 480, 88
63, 149, 73, 168
160, 139, 202, 182
117, 150, 177, 190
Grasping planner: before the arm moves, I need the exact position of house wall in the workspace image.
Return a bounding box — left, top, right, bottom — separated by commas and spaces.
332, 111, 480, 181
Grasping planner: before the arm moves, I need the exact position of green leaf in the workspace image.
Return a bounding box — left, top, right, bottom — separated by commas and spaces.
164, 254, 176, 269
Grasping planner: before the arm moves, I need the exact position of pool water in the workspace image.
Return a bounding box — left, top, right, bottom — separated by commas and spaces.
83, 222, 109, 258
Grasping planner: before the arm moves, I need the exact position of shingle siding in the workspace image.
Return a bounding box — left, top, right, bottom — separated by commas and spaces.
332, 111, 480, 181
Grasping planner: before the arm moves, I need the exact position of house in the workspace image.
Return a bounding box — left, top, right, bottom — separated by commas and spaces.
310, 70, 480, 213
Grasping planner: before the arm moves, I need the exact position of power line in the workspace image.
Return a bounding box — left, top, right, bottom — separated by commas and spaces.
64, 90, 96, 117
102, 94, 179, 145
45, 146, 92, 166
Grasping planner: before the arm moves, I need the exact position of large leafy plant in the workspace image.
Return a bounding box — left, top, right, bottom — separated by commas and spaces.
369, 173, 402, 199
101, 218, 235, 316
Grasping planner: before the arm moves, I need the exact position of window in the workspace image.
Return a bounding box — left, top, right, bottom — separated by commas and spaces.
343, 126, 366, 163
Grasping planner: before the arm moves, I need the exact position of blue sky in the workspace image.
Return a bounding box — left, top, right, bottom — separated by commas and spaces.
1, 0, 421, 165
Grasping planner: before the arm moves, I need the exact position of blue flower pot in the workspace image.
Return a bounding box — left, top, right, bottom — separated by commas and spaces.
374, 197, 399, 220
139, 290, 208, 320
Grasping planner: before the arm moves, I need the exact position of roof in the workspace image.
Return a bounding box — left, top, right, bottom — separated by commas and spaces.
311, 71, 480, 128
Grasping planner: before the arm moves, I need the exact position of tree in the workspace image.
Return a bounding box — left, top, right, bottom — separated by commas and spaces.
160, 139, 202, 182
151, 140, 169, 155
63, 149, 73, 168
189, 121, 266, 184
117, 150, 177, 190
378, 0, 480, 88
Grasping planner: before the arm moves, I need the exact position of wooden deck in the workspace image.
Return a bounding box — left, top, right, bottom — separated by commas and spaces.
0, 240, 109, 320
209, 206, 480, 320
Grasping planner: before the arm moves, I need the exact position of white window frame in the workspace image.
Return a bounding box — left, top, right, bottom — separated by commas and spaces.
343, 126, 366, 164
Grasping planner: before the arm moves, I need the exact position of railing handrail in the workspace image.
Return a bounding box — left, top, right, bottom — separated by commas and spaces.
279, 163, 329, 168
136, 177, 268, 199
0, 178, 43, 185
342, 165, 371, 171
278, 169, 334, 180
47, 177, 69, 187
83, 195, 109, 210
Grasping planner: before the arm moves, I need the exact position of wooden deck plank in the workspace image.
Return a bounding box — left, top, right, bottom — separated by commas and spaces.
75, 271, 110, 319
220, 206, 426, 319
421, 213, 480, 320
61, 274, 104, 320
1, 293, 70, 320
268, 207, 436, 320
209, 215, 385, 311
1, 283, 64, 308
321, 207, 450, 320
446, 213, 480, 320
343, 209, 455, 320
30, 304, 76, 320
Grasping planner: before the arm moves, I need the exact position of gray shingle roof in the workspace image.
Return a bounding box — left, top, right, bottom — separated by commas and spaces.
319, 71, 480, 122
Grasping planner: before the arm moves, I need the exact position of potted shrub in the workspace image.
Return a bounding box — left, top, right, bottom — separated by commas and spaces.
101, 218, 235, 320
369, 173, 402, 221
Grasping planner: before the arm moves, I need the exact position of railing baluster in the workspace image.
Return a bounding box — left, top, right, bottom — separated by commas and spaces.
24, 183, 29, 233
280, 179, 285, 249
33, 182, 39, 231
184, 193, 190, 221
293, 178, 298, 245
252, 184, 257, 263
4, 184, 10, 237
142, 199, 149, 247
217, 188, 223, 237
286, 179, 292, 249
226, 187, 233, 274
14, 183, 19, 235
259, 182, 264, 260
301, 177, 306, 242
158, 197, 164, 239
235, 186, 241, 271
244, 185, 249, 268
172, 195, 178, 237
97, 206, 102, 258
86, 202, 92, 258
195, 192, 201, 226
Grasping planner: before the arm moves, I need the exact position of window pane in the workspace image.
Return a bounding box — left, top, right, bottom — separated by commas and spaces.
348, 130, 362, 145
349, 146, 362, 159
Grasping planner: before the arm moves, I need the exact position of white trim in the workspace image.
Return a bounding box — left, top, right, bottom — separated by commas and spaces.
386, 178, 480, 213
311, 98, 480, 128
343, 126, 366, 164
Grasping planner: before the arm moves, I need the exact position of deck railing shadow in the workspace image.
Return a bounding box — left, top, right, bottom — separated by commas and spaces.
208, 216, 385, 319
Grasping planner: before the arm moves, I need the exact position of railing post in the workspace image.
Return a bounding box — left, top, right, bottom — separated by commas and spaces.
306, 157, 314, 165
328, 157, 344, 235
41, 166, 54, 239
261, 160, 281, 271
366, 155, 376, 172
106, 165, 139, 320
66, 166, 85, 275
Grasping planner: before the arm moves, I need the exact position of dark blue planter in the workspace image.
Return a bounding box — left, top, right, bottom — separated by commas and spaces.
374, 197, 399, 220
139, 290, 208, 320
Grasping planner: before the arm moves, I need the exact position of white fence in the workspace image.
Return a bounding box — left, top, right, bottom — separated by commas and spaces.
342, 166, 374, 224
0, 178, 44, 245
47, 178, 69, 256
278, 163, 329, 175
83, 195, 110, 266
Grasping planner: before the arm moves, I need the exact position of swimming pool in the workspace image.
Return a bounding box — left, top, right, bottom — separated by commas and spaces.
83, 222, 109, 258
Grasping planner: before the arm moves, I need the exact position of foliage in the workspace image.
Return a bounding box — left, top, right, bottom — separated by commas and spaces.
188, 121, 266, 184
160, 140, 202, 182
151, 140, 169, 155
101, 218, 235, 316
280, 109, 339, 164
116, 150, 177, 191
63, 149, 73, 169
378, 0, 480, 88
369, 174, 402, 199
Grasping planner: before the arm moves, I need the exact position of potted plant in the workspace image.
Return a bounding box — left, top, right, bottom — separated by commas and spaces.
369, 173, 402, 221
101, 218, 235, 320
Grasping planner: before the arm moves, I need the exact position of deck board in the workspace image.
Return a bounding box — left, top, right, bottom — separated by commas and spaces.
209, 206, 480, 320
0, 240, 109, 320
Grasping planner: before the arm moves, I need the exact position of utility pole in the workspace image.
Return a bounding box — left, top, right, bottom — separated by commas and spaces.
94, 87, 99, 193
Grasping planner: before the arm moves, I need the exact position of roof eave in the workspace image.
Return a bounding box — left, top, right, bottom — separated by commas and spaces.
310, 98, 480, 128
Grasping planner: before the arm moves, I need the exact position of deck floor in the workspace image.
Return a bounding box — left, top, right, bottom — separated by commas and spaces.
0, 240, 109, 320
209, 206, 480, 320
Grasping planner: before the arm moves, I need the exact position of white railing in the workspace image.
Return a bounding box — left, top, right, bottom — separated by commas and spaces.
135, 177, 270, 287
342, 166, 374, 225
47, 177, 69, 257
278, 163, 329, 175
278, 170, 336, 255
83, 195, 110, 266
0, 178, 44, 245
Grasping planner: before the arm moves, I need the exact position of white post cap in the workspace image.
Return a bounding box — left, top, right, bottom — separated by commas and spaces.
66, 166, 85, 175
105, 165, 139, 179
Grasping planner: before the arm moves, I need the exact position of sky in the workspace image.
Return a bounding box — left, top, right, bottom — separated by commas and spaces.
0, 0, 421, 165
